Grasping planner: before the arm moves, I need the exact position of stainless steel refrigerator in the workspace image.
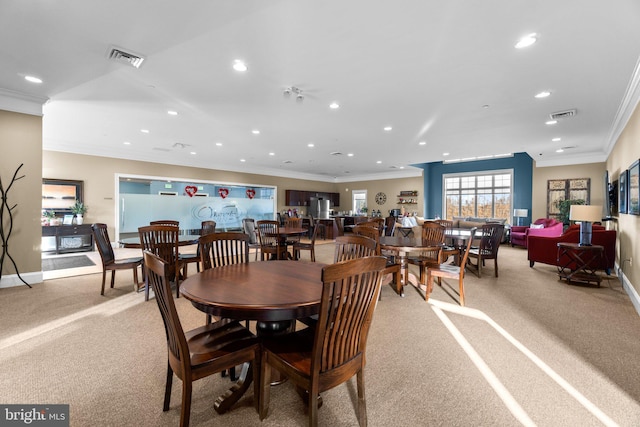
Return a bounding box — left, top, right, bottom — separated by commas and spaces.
309, 198, 330, 219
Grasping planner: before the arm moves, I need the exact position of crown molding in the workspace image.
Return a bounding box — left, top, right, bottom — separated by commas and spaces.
0, 88, 49, 116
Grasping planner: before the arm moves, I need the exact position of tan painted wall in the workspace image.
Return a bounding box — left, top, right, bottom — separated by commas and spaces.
42, 151, 423, 239
0, 110, 42, 278
333, 177, 424, 217
531, 162, 606, 221
607, 102, 640, 293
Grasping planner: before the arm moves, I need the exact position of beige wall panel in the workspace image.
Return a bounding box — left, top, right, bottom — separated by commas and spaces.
0, 110, 42, 278
607, 101, 640, 293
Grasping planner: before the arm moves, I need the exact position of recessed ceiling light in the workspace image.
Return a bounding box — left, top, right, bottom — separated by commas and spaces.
233, 60, 247, 72
269, 152, 275, 156
399, 166, 405, 169
556, 148, 564, 153
123, 141, 131, 145
307, 143, 314, 148
482, 104, 490, 109
347, 153, 354, 157
418, 141, 426, 146
190, 151, 196, 155
515, 33, 537, 49
240, 158, 246, 162
167, 110, 178, 116
376, 160, 382, 164
383, 126, 392, 131
329, 102, 340, 109
141, 129, 149, 133
535, 91, 551, 98
252, 130, 260, 135
552, 137, 561, 142
24, 75, 42, 84
215, 142, 223, 147
443, 152, 450, 156
545, 120, 557, 125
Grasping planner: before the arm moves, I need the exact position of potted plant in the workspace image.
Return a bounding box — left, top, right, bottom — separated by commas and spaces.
42, 210, 57, 226
70, 201, 88, 225
556, 198, 585, 227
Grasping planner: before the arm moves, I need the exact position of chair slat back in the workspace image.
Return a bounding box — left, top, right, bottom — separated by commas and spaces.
200, 220, 217, 236
353, 225, 381, 255
256, 220, 280, 247
92, 223, 115, 265
479, 223, 504, 257
242, 218, 258, 244
138, 225, 180, 278
143, 251, 188, 366
334, 235, 377, 262
284, 217, 302, 228
384, 216, 396, 236
199, 232, 250, 270
459, 227, 477, 270
419, 221, 446, 261
314, 256, 387, 373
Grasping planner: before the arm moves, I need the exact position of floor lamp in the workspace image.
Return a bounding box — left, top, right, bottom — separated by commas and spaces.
513, 209, 528, 226
569, 205, 602, 246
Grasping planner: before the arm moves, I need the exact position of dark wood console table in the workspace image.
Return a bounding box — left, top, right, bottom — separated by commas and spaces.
557, 242, 604, 287
42, 225, 95, 254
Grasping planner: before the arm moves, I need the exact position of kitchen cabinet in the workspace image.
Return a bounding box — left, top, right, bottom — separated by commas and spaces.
285, 190, 339, 207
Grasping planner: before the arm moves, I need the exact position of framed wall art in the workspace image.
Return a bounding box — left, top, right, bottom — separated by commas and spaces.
42, 179, 84, 214
619, 170, 628, 214
629, 160, 639, 215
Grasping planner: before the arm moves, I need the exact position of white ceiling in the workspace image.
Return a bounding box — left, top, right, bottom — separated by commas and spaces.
2, 1, 640, 182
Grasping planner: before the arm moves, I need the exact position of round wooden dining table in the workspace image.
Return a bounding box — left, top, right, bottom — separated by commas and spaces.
265, 226, 308, 259
179, 260, 326, 413
379, 236, 443, 296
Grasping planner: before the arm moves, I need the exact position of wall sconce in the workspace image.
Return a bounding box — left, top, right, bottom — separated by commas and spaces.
569, 205, 602, 246
513, 208, 528, 226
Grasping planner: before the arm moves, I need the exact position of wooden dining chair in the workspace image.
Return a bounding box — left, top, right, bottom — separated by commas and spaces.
179, 220, 217, 274
259, 256, 387, 427
384, 215, 396, 236
467, 223, 504, 278
434, 219, 460, 265
241, 218, 261, 261
138, 225, 181, 301
199, 231, 250, 324
92, 223, 142, 295
334, 234, 377, 262
256, 220, 288, 260
353, 225, 402, 298
143, 251, 260, 427
407, 221, 445, 286
283, 216, 303, 247
426, 227, 476, 306
292, 219, 319, 261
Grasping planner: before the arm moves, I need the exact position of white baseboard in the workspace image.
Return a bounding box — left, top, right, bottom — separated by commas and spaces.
616, 262, 640, 316
0, 271, 43, 288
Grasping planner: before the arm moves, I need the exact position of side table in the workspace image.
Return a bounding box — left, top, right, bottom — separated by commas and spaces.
557, 242, 604, 287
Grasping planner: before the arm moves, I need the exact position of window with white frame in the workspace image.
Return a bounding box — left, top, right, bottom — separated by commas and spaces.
443, 171, 512, 220
352, 190, 367, 214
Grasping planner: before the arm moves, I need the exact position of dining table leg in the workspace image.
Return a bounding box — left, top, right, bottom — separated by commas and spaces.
214, 362, 253, 414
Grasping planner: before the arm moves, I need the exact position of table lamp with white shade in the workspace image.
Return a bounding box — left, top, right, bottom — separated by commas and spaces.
513, 209, 528, 226
569, 205, 602, 246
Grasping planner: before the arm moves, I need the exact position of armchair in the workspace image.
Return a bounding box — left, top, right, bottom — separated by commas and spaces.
527, 225, 616, 274
511, 218, 563, 248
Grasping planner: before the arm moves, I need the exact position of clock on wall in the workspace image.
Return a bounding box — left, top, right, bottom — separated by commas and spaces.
375, 192, 387, 205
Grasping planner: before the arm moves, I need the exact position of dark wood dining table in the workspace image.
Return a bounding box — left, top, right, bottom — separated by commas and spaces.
379, 236, 443, 296
266, 226, 308, 259
118, 233, 200, 248
179, 260, 325, 413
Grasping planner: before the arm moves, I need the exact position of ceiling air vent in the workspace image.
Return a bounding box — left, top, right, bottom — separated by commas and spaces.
549, 109, 576, 120
107, 46, 145, 68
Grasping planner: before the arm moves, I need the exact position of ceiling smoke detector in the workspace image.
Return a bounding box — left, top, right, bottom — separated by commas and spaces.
549, 109, 576, 120
107, 46, 145, 68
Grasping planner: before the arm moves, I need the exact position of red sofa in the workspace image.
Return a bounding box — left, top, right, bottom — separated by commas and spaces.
511, 218, 563, 248
527, 225, 616, 273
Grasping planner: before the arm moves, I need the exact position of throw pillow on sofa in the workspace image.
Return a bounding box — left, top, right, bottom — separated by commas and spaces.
530, 223, 544, 229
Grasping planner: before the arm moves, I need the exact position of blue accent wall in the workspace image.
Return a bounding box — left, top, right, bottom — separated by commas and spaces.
413, 152, 533, 223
